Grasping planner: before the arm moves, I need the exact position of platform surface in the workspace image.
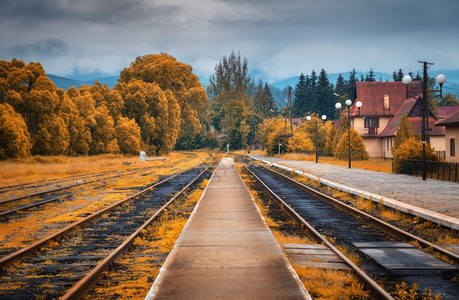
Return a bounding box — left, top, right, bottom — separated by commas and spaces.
146, 158, 310, 299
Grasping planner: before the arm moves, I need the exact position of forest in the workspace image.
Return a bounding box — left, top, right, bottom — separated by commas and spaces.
0, 51, 457, 160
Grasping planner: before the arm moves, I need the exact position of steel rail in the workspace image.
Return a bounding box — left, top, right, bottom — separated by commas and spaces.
0, 166, 200, 269
61, 164, 212, 299
259, 164, 459, 265
0, 182, 112, 218
243, 164, 394, 300
0, 167, 156, 205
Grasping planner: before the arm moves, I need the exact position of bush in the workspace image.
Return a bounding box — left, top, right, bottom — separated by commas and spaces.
392, 137, 439, 173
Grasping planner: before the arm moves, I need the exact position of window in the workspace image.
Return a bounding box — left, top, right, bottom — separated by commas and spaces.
387, 139, 389, 151
451, 138, 456, 157
364, 118, 379, 128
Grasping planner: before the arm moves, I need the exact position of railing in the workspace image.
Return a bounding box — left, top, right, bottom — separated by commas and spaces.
401, 159, 459, 183
354, 127, 378, 136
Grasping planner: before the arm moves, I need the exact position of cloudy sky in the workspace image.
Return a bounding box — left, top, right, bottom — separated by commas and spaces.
1, 0, 458, 82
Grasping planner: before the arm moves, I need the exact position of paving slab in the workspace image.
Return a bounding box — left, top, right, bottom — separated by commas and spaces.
281, 243, 350, 270
146, 157, 310, 299
353, 242, 458, 274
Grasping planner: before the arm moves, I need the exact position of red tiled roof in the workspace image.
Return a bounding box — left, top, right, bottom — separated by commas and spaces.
436, 105, 459, 120
379, 97, 444, 137
350, 81, 421, 117
408, 117, 445, 136
435, 110, 459, 127
379, 98, 417, 137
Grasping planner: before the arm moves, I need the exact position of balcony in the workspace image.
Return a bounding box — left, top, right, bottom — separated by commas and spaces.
354, 127, 378, 136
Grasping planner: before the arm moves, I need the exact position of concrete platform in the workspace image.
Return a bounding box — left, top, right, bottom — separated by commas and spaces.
146, 158, 310, 299
353, 242, 458, 275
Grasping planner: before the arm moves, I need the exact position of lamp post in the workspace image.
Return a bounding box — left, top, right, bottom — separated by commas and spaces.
278, 143, 282, 155
307, 115, 326, 163
345, 100, 352, 168
402, 64, 446, 180
335, 101, 342, 139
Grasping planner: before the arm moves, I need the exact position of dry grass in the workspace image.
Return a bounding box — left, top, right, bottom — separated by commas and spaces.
294, 266, 369, 299
0, 151, 211, 187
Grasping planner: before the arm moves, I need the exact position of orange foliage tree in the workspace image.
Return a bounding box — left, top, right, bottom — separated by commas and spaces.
118, 54, 208, 150
0, 103, 31, 159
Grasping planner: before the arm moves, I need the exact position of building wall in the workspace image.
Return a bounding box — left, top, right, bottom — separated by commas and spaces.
382, 137, 394, 159
363, 136, 383, 158
430, 136, 445, 152
444, 126, 459, 163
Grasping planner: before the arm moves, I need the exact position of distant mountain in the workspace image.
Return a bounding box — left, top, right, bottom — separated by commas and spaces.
48, 74, 119, 90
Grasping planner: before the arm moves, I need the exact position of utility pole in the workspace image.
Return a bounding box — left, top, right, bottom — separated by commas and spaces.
288, 86, 293, 133
419, 60, 433, 181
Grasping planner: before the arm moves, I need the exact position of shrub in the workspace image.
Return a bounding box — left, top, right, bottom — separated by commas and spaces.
392, 137, 439, 173
334, 127, 369, 160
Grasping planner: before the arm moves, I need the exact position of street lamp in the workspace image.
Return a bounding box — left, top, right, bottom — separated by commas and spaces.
345, 99, 353, 168
402, 75, 412, 99
403, 68, 446, 180
335, 102, 342, 139
307, 115, 326, 163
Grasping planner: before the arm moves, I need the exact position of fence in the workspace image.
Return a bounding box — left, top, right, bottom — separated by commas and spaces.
401, 159, 459, 183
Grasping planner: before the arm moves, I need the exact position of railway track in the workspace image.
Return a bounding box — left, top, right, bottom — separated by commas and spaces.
243, 161, 458, 299
0, 162, 214, 299
0, 166, 168, 219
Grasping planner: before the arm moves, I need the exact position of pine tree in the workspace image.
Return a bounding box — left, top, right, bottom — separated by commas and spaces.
315, 69, 334, 118
292, 73, 308, 117
347, 69, 357, 100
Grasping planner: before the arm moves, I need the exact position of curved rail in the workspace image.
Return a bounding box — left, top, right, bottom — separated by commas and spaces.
258, 164, 459, 265
243, 164, 394, 300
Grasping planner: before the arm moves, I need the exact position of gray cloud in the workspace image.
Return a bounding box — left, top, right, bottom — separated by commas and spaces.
1, 0, 458, 81
8, 38, 70, 58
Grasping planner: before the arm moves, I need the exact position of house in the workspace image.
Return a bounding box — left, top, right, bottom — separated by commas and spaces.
437, 105, 459, 120
379, 97, 445, 159
435, 110, 459, 162
348, 81, 445, 158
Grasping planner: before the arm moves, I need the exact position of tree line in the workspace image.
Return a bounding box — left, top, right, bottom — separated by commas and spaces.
291, 68, 457, 121
0, 54, 208, 159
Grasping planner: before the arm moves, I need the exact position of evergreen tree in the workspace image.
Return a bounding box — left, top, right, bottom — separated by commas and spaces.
292, 73, 308, 117
365, 68, 376, 82
315, 69, 334, 118
346, 69, 357, 101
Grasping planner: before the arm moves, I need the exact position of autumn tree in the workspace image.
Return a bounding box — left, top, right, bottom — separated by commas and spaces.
116, 117, 141, 155
0, 103, 31, 159
393, 115, 413, 154
437, 93, 459, 107
118, 54, 208, 150
287, 128, 313, 152
258, 118, 287, 155
208, 50, 253, 149
334, 127, 369, 160
116, 79, 180, 154
393, 137, 438, 173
